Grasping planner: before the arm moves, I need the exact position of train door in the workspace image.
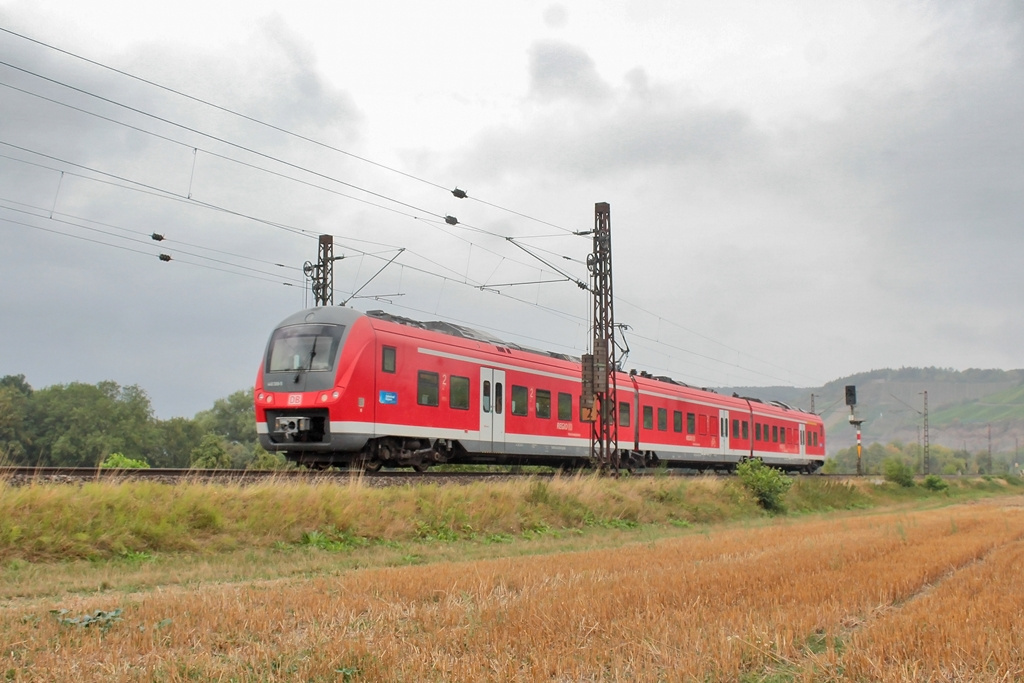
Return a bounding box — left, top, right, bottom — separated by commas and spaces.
479, 368, 506, 453
799, 423, 806, 456
719, 409, 730, 452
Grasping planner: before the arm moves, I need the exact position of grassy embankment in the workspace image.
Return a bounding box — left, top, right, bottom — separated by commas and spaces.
1, 472, 1020, 600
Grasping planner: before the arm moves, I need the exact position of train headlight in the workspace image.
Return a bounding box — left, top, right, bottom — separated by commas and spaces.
332, 391, 340, 399
320, 393, 329, 403
265, 394, 274, 404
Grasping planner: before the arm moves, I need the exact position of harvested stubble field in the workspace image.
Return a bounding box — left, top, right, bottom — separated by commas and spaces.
1, 476, 1023, 681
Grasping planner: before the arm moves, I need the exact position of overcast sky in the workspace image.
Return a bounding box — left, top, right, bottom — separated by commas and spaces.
1, 0, 1022, 419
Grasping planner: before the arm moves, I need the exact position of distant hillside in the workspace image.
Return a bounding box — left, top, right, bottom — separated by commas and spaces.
718, 368, 1024, 456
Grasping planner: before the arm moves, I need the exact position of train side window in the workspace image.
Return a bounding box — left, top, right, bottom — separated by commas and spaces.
780, 427, 787, 444
800, 430, 805, 446
619, 401, 630, 427
482, 380, 491, 413
755, 423, 762, 441
417, 371, 439, 407
643, 405, 653, 429
657, 407, 667, 431
732, 419, 740, 439
495, 383, 503, 414
742, 421, 749, 440
535, 389, 551, 419
721, 417, 727, 437
511, 385, 528, 416
814, 431, 819, 447
559, 393, 573, 421
687, 412, 696, 434
450, 375, 470, 410
673, 410, 682, 432
382, 346, 396, 373
772, 425, 779, 443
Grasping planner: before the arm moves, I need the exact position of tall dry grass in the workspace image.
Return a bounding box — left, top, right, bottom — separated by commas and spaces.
2, 496, 1021, 681
0, 473, 758, 563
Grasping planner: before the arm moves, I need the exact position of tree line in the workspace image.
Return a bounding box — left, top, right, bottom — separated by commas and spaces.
824, 439, 1020, 476
0, 375, 285, 469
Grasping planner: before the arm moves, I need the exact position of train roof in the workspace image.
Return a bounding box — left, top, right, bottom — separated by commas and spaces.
365, 310, 579, 362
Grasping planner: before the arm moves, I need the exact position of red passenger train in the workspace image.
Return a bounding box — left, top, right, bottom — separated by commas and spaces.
255, 307, 825, 472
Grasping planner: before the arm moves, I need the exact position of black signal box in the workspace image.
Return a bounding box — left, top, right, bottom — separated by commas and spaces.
845, 385, 857, 406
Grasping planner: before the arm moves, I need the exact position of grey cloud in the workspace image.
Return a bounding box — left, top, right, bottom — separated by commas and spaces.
528, 40, 612, 104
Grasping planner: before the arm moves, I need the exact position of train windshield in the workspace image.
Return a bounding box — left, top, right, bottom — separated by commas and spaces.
265, 324, 345, 373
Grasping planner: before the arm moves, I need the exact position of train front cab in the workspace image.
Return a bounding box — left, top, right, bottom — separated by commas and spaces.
255, 307, 376, 465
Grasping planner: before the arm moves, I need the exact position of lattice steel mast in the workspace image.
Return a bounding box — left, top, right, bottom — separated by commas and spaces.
585, 202, 619, 470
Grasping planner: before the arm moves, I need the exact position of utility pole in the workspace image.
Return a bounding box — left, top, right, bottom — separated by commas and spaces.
986, 423, 992, 474
810, 393, 818, 414
582, 202, 619, 471
921, 390, 930, 475
303, 234, 337, 306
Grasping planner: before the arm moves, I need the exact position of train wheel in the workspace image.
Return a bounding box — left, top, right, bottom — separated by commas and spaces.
412, 463, 429, 473
363, 459, 383, 472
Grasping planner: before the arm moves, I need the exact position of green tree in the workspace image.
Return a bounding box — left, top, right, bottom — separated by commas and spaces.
152, 417, 204, 468
24, 381, 160, 466
190, 434, 233, 469
194, 389, 257, 445
0, 378, 31, 463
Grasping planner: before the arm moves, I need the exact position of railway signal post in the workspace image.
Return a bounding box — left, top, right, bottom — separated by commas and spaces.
846, 385, 864, 475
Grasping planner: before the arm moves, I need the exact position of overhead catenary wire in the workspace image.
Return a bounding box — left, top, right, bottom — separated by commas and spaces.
0, 75, 588, 286
0, 25, 583, 237
0, 29, 822, 389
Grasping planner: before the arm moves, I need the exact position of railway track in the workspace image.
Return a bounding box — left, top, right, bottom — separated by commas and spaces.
0, 466, 887, 487
0, 466, 553, 487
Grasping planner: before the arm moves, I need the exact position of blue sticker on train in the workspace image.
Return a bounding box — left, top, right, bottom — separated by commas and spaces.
379, 391, 398, 405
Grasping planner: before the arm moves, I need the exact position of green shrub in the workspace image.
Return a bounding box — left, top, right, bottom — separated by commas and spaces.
882, 457, 915, 487
100, 452, 150, 469
922, 474, 948, 492
735, 459, 792, 513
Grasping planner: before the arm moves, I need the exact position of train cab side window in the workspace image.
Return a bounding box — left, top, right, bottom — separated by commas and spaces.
619, 401, 630, 427
673, 410, 683, 433
511, 385, 528, 416
535, 389, 551, 419
643, 405, 653, 429
813, 431, 819, 447
450, 375, 470, 410
482, 380, 491, 413
559, 393, 573, 421
742, 421, 749, 440
382, 346, 396, 373
687, 412, 696, 435
417, 371, 439, 407
657, 407, 667, 431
